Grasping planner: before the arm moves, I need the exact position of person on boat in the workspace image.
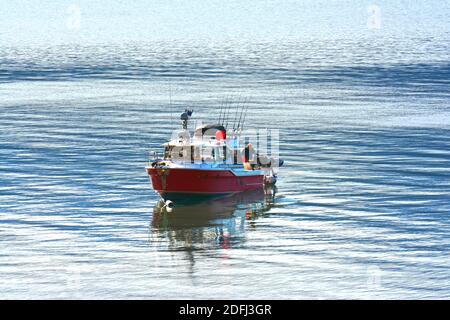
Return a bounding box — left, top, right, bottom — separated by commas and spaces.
227, 135, 239, 164
242, 143, 256, 170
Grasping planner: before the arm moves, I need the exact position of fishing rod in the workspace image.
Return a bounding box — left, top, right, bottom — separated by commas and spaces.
227, 98, 235, 128
236, 98, 246, 130
221, 95, 229, 125
169, 83, 173, 127
235, 97, 247, 131
240, 100, 250, 131
224, 100, 228, 128
218, 97, 224, 124
224, 96, 232, 128
220, 95, 230, 125
232, 97, 242, 131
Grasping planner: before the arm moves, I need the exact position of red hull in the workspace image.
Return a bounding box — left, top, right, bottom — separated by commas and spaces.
146, 167, 264, 196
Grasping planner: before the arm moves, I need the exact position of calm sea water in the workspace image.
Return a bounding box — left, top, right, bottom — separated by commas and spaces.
1, 35, 450, 299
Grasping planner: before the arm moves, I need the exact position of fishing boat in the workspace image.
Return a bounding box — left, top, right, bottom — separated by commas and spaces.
146, 107, 283, 199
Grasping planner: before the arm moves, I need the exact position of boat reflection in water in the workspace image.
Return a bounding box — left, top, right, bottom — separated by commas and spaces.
149, 186, 277, 254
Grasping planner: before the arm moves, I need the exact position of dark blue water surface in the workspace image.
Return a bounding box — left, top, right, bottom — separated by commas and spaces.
1, 36, 450, 298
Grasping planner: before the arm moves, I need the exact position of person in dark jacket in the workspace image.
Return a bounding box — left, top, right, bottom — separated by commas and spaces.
242, 143, 256, 170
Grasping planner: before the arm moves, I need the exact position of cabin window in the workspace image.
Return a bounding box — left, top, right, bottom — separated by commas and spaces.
171, 146, 192, 162
193, 146, 202, 162
217, 146, 227, 162
201, 147, 215, 163
164, 146, 174, 160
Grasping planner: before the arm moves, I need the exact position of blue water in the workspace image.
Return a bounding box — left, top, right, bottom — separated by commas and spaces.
1, 34, 450, 299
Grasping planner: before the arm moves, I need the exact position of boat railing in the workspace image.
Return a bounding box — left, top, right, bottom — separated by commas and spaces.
148, 150, 160, 166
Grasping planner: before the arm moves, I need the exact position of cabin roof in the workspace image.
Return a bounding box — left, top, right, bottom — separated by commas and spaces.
195, 124, 226, 135
162, 139, 227, 147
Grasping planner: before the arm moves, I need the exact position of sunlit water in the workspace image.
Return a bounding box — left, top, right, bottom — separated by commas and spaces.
1, 35, 450, 299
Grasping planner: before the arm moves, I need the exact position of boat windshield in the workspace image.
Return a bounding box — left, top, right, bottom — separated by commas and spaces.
164, 144, 232, 164
164, 145, 174, 160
